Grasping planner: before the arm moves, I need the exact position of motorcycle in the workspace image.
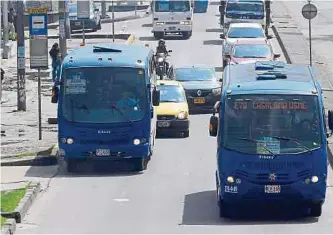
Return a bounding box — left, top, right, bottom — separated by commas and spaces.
155, 50, 172, 80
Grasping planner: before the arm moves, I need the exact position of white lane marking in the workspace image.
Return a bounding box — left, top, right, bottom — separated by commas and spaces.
114, 198, 130, 202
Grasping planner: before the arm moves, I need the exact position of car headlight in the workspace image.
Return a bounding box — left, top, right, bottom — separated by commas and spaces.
157, 58, 164, 62
177, 111, 188, 120
67, 138, 74, 144
180, 20, 191, 25
212, 87, 221, 95
155, 21, 164, 25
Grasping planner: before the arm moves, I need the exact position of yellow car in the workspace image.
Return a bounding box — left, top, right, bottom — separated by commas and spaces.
156, 80, 190, 137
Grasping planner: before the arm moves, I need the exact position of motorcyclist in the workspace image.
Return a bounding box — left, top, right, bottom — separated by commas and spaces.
155, 39, 169, 72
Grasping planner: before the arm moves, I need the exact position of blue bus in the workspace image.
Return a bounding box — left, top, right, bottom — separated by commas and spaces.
193, 0, 208, 13
209, 61, 332, 217
52, 44, 161, 172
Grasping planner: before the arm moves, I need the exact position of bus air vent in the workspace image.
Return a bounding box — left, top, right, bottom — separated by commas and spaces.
93, 46, 122, 53
255, 61, 285, 71
256, 71, 287, 80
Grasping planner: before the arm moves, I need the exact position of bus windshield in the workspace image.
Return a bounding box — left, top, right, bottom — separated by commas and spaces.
62, 67, 147, 124
154, 1, 191, 12
226, 2, 264, 15
223, 95, 322, 154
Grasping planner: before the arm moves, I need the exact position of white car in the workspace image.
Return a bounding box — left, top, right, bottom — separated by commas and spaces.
219, 23, 272, 67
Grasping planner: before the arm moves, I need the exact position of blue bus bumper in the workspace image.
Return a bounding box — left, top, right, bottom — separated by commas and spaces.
219, 179, 326, 206
58, 143, 150, 161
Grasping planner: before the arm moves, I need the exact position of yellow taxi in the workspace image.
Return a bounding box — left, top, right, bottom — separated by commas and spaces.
156, 80, 190, 137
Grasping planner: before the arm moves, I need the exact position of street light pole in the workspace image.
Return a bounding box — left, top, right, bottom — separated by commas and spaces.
59, 0, 68, 59
17, 0, 26, 111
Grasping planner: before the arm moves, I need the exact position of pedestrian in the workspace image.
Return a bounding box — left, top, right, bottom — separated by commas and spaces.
8, 8, 16, 40
49, 43, 61, 83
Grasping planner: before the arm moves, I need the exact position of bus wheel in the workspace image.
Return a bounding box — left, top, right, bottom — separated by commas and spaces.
183, 31, 190, 39
219, 200, 230, 218
182, 130, 189, 138
309, 204, 322, 217
66, 159, 77, 173
133, 157, 148, 171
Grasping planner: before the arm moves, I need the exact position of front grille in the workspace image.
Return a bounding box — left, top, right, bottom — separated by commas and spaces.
226, 14, 264, 19
165, 21, 180, 25
157, 115, 176, 120
80, 139, 129, 145
185, 89, 212, 97
241, 161, 305, 171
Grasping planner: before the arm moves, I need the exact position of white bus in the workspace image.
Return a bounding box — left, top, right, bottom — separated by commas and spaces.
152, 0, 193, 39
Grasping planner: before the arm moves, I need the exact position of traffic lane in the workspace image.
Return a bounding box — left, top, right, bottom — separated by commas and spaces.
280, 1, 333, 79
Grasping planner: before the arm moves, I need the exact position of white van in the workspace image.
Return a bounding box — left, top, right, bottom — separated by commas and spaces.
151, 0, 193, 39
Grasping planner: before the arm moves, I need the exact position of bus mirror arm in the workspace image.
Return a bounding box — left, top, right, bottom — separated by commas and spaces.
328, 110, 333, 131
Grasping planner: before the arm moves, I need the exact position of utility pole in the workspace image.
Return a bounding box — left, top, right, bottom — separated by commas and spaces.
17, 0, 26, 111
101, 1, 106, 19
112, 0, 115, 42
59, 0, 68, 59
2, 1, 10, 59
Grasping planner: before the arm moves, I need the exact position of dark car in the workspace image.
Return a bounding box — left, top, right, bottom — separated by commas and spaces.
168, 65, 222, 113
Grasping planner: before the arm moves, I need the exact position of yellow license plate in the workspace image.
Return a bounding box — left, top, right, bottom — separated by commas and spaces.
194, 97, 205, 104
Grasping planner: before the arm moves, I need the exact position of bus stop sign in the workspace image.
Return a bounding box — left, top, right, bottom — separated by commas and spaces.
302, 3, 317, 20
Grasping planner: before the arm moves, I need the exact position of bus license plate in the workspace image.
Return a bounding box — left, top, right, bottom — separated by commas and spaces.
169, 26, 176, 30
96, 149, 110, 156
158, 121, 170, 128
194, 97, 205, 104
264, 185, 281, 194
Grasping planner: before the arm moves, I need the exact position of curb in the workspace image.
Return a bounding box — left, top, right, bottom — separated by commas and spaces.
47, 33, 131, 40
1, 182, 41, 235
271, 24, 292, 64
1, 219, 16, 235
1, 146, 58, 167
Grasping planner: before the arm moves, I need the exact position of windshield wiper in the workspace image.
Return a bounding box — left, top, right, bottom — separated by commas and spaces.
110, 105, 134, 124
236, 137, 275, 155
270, 136, 312, 153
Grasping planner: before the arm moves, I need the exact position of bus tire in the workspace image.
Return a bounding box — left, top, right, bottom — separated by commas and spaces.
219, 200, 229, 218
133, 157, 148, 171
183, 31, 190, 39
66, 159, 77, 173
309, 204, 322, 217
183, 130, 189, 138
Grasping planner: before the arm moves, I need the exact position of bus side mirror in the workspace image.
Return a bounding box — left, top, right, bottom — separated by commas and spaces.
219, 78, 223, 82
328, 110, 333, 130
153, 89, 160, 106
51, 86, 59, 104
273, 54, 281, 59
209, 115, 218, 137
219, 5, 223, 13
267, 35, 273, 39
220, 34, 225, 39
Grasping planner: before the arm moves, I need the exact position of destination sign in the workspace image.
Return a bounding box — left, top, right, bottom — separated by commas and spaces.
28, 8, 48, 14
233, 101, 308, 110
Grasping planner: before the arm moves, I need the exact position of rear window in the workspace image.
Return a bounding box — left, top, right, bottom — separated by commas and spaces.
227, 27, 265, 38
175, 68, 215, 81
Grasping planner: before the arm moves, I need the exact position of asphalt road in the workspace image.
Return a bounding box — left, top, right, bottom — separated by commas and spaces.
16, 2, 333, 234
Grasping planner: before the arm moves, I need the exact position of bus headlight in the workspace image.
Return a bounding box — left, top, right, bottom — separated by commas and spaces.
133, 139, 141, 145
212, 87, 221, 95
311, 176, 319, 183
177, 111, 188, 120
67, 138, 74, 144
180, 21, 191, 25
155, 21, 164, 25
227, 176, 234, 183
133, 138, 147, 145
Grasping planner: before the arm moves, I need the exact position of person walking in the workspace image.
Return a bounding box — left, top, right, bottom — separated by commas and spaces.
8, 8, 16, 40
49, 43, 61, 83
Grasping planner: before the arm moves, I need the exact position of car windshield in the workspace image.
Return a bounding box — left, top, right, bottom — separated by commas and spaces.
226, 2, 264, 14
158, 85, 186, 103
175, 68, 215, 81
227, 27, 265, 38
154, 1, 190, 12
223, 95, 322, 155
233, 44, 272, 58
62, 67, 147, 124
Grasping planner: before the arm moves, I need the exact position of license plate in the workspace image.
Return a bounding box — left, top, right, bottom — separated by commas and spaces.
264, 185, 281, 194
96, 149, 110, 156
75, 22, 81, 26
193, 97, 205, 104
158, 121, 170, 127
169, 26, 176, 30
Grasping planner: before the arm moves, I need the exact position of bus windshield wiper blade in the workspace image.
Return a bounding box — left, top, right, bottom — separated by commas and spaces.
236, 137, 275, 155
270, 136, 312, 153
110, 105, 134, 123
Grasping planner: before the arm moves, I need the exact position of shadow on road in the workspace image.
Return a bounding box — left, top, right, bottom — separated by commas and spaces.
181, 190, 319, 226
206, 28, 223, 33
142, 23, 153, 27
203, 40, 222, 46
156, 132, 188, 139
139, 35, 188, 41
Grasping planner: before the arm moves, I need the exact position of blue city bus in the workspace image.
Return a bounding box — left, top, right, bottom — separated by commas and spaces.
51, 44, 161, 172
193, 0, 208, 13
209, 61, 333, 218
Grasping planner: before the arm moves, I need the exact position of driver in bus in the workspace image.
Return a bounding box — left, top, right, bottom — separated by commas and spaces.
116, 92, 139, 111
